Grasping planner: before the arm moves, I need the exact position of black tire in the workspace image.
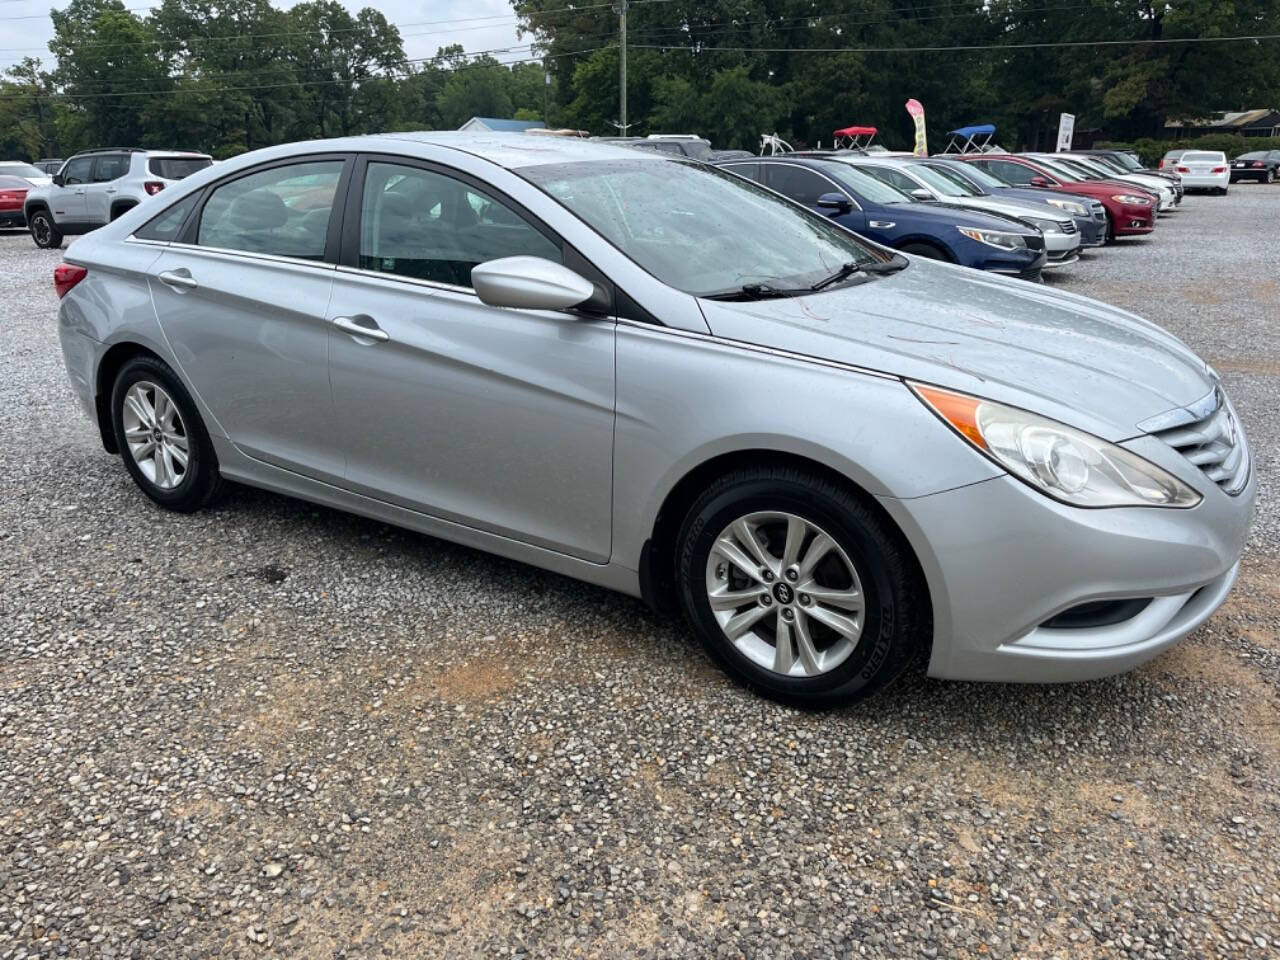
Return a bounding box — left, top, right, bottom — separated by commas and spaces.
898, 241, 950, 261
29, 209, 62, 249
675, 467, 929, 708
1267, 170, 1275, 184
109, 355, 225, 513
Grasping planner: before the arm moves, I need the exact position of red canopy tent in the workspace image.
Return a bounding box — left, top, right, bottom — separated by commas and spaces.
832, 125, 878, 149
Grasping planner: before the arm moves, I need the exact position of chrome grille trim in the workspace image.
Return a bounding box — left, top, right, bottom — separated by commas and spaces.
1151, 390, 1249, 496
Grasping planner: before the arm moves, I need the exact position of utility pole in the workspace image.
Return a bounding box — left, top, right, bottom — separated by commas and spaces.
617, 0, 629, 134
543, 59, 550, 126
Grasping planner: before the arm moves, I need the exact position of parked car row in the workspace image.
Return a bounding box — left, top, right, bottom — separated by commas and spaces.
4, 147, 213, 245
708, 145, 1195, 282
50, 132, 1254, 707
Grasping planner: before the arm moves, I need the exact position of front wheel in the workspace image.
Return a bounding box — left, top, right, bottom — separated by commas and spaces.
676, 467, 928, 708
1267, 170, 1275, 184
110, 355, 225, 512
29, 210, 62, 249
898, 241, 949, 261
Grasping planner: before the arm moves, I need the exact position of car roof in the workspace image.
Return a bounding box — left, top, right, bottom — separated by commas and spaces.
368, 131, 668, 169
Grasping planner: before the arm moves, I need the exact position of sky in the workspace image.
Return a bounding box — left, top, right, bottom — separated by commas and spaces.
0, 0, 526, 74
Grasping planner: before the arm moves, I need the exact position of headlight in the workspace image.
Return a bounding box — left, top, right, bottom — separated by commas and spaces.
912, 384, 1201, 508
1044, 197, 1087, 216
956, 227, 1027, 251
1025, 217, 1066, 234
1112, 194, 1152, 205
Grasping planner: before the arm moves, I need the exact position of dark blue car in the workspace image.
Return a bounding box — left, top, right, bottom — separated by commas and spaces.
915, 156, 1107, 247
715, 156, 1046, 279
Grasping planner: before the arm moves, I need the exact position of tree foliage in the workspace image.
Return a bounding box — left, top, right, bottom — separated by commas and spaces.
0, 0, 1278, 159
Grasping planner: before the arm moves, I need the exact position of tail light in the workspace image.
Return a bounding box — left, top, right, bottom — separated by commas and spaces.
0, 190, 19, 201
143, 181, 165, 195
1253, 161, 1265, 168
1176, 166, 1190, 173
1210, 166, 1226, 174
54, 262, 88, 299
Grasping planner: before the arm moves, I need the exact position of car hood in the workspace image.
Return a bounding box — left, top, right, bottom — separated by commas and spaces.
885, 200, 1038, 234
943, 195, 1068, 225
698, 258, 1213, 441
24, 176, 52, 187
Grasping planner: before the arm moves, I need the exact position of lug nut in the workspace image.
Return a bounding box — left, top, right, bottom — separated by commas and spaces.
781, 608, 794, 621
760, 594, 773, 607
785, 568, 798, 582
762, 570, 774, 582
799, 594, 811, 606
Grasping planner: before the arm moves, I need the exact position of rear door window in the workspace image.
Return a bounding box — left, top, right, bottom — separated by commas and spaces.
196, 160, 343, 260
92, 154, 129, 183
356, 161, 561, 288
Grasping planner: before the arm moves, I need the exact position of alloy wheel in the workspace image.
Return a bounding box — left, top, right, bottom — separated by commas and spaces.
32, 215, 50, 246
704, 511, 865, 678
122, 381, 189, 490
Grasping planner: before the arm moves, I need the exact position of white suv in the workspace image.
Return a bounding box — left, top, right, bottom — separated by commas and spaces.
25, 148, 212, 248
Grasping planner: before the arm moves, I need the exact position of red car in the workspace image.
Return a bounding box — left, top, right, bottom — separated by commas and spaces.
953, 154, 1157, 242
0, 175, 29, 228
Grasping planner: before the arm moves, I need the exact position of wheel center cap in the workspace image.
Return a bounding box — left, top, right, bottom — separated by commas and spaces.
773, 582, 794, 605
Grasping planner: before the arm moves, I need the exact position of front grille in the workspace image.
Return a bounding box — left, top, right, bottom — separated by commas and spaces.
1060, 220, 1077, 235
1090, 203, 1107, 222
1152, 390, 1249, 495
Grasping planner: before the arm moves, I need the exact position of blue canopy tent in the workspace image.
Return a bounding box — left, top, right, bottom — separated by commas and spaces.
940, 124, 998, 154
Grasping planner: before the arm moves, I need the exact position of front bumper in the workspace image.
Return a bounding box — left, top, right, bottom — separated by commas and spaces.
986, 248, 1046, 280
1112, 202, 1155, 236
879, 455, 1255, 684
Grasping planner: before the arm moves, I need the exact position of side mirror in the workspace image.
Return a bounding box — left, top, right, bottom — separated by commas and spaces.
909, 187, 933, 201
52, 173, 64, 187
1028, 176, 1051, 188
471, 256, 596, 311
816, 192, 851, 212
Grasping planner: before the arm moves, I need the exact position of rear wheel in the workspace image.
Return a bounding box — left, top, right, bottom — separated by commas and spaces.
29, 210, 62, 249
676, 467, 928, 708
110, 355, 225, 512
1267, 170, 1275, 184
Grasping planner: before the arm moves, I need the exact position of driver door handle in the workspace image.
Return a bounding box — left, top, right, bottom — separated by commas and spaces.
157, 269, 198, 290
332, 315, 390, 343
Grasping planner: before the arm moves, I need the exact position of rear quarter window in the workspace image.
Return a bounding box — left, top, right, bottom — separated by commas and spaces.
149, 157, 213, 180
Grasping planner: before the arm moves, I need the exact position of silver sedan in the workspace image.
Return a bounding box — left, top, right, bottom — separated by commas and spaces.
53, 133, 1254, 707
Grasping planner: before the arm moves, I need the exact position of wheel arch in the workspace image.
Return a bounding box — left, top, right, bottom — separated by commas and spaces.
94, 341, 165, 453
639, 447, 932, 640
893, 236, 956, 262
109, 199, 138, 221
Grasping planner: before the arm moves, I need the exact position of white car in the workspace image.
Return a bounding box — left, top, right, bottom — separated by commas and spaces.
0, 161, 53, 188
1173, 151, 1231, 194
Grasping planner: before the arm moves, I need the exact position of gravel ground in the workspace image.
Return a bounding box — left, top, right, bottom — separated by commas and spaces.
1, 186, 1278, 960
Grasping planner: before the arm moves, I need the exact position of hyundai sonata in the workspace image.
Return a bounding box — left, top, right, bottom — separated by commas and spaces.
54, 133, 1253, 707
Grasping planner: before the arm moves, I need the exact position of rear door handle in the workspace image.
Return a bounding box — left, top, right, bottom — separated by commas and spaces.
332, 315, 390, 343
105, 188, 118, 194
157, 269, 198, 290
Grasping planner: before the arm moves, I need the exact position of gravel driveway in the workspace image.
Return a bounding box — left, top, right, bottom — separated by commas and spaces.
1, 186, 1278, 960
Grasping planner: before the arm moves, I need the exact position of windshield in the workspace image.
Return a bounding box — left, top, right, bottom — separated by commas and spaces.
932, 161, 1000, 191
522, 158, 884, 296
1111, 153, 1143, 171
1029, 157, 1083, 182
906, 163, 978, 197
0, 162, 45, 179
823, 161, 915, 204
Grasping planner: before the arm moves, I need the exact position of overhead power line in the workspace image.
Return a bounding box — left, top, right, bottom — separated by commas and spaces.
630, 33, 1280, 54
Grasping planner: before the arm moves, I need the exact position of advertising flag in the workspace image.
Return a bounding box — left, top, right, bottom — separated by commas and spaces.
905, 99, 927, 156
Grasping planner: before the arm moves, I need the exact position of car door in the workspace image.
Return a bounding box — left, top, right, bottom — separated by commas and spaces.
146, 155, 351, 483
86, 153, 129, 223
325, 156, 616, 562
52, 156, 92, 223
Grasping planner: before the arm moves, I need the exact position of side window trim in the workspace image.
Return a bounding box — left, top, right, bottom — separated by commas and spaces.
174, 152, 355, 264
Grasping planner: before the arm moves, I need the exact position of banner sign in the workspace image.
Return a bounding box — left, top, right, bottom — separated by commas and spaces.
1056, 113, 1075, 151
905, 99, 927, 156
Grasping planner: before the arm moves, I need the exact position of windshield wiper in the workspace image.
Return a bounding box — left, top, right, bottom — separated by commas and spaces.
703, 255, 908, 301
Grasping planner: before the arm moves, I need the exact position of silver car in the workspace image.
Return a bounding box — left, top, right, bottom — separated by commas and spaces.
53, 133, 1254, 707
